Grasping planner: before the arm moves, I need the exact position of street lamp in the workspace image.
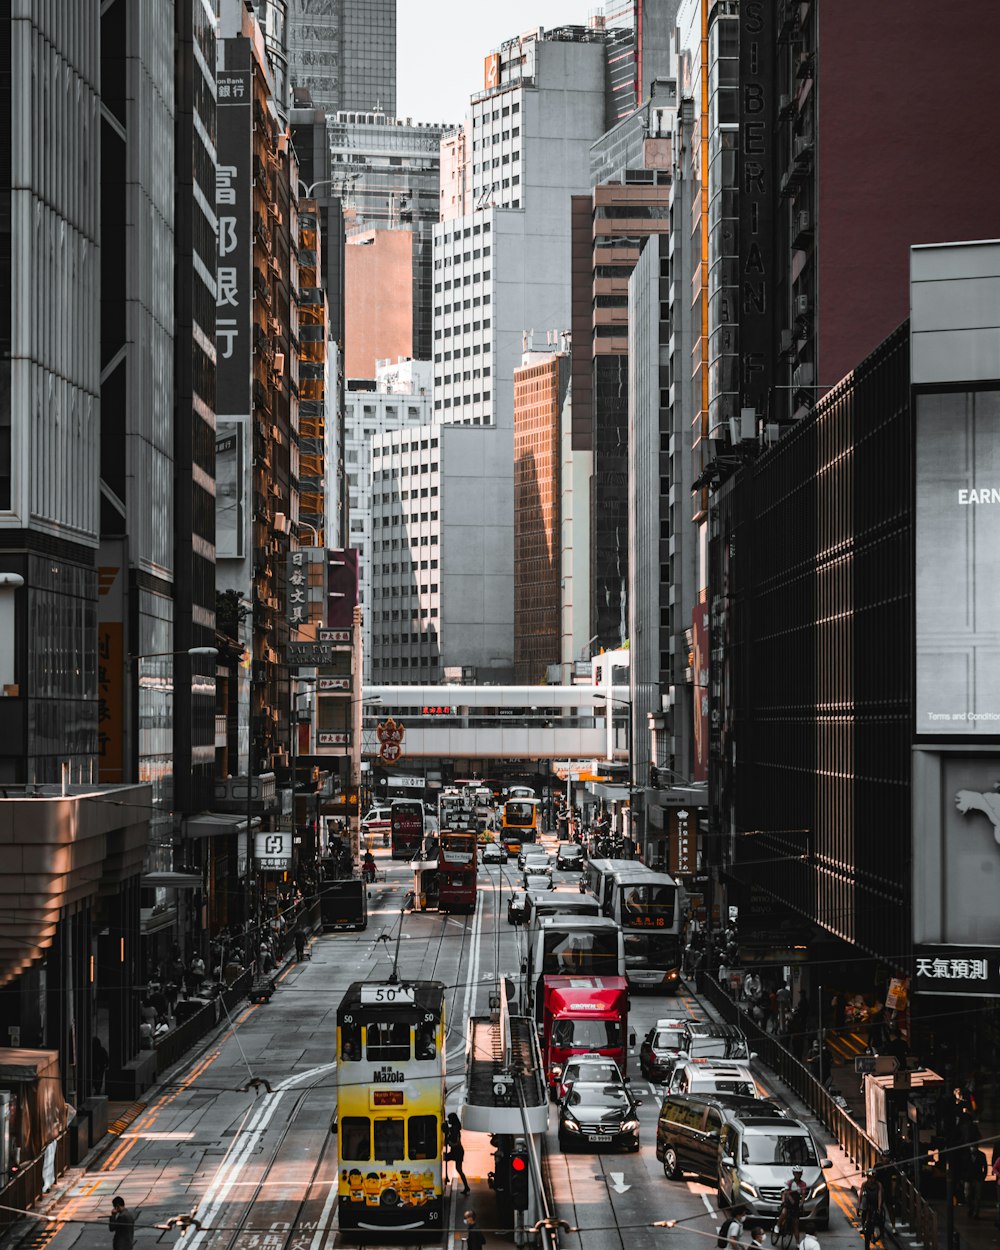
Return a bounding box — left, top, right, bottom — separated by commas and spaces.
298, 178, 333, 198
296, 520, 320, 546
129, 646, 219, 661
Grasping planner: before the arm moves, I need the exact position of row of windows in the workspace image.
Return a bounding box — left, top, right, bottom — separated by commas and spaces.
373, 438, 438, 456
378, 535, 439, 549
340, 1115, 436, 1164
373, 653, 439, 666
434, 222, 491, 258
435, 271, 492, 294
473, 100, 520, 124
434, 294, 492, 325
379, 634, 438, 646
476, 126, 520, 147
436, 393, 488, 408
374, 487, 439, 502
375, 559, 438, 574
356, 405, 425, 419
377, 583, 439, 596
372, 463, 439, 477
378, 610, 439, 622
473, 155, 519, 174
374, 512, 439, 527
437, 246, 491, 269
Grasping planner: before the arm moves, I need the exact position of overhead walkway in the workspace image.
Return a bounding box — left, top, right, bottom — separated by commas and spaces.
361, 684, 630, 761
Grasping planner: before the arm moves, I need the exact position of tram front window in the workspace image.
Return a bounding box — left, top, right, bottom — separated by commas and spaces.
408, 1114, 437, 1160
415, 1020, 437, 1060
341, 1117, 371, 1160
374, 1117, 405, 1163
340, 1022, 361, 1061
366, 1021, 410, 1061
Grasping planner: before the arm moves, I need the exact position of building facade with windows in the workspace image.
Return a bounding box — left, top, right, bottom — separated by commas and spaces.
286, 0, 396, 117
368, 423, 514, 685
345, 363, 434, 680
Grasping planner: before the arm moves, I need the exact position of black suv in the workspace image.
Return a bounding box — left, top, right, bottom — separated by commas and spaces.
655, 1093, 786, 1184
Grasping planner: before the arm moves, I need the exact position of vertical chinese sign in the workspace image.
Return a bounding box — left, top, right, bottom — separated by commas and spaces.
216, 63, 252, 555
668, 807, 695, 876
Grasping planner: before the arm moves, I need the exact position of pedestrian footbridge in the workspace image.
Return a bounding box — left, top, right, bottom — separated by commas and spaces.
360, 684, 630, 762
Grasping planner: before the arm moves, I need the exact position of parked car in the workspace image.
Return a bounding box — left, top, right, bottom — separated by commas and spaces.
668, 1059, 766, 1100
717, 1115, 832, 1228
655, 1093, 786, 1184
558, 1080, 642, 1152
639, 1018, 687, 1081
482, 842, 508, 865
554, 1052, 626, 1103
555, 843, 584, 871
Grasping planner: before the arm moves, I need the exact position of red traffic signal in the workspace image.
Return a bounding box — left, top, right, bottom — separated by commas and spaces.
509, 1143, 529, 1208
511, 1155, 527, 1172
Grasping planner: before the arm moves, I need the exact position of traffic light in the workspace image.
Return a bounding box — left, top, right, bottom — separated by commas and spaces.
509, 1140, 530, 1210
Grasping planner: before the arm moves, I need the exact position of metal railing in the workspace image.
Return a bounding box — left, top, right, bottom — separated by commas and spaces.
0, 1131, 70, 1234
154, 968, 254, 1075
700, 975, 939, 1250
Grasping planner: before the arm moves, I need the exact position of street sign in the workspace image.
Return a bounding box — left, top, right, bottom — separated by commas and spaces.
254, 831, 291, 870
388, 775, 424, 790
287, 642, 339, 665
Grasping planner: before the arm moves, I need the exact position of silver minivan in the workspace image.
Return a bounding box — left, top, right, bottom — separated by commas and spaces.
718, 1115, 832, 1228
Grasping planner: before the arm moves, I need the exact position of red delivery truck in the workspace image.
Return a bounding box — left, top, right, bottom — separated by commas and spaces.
542, 975, 631, 1090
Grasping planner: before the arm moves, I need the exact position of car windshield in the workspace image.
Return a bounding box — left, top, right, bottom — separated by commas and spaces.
654, 1029, 684, 1050
743, 1134, 818, 1166
567, 1083, 629, 1109
567, 1062, 620, 1084
706, 1078, 757, 1097
689, 1035, 750, 1060
551, 1019, 622, 1049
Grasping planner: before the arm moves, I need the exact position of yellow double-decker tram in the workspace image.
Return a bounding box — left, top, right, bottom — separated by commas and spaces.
336, 980, 447, 1232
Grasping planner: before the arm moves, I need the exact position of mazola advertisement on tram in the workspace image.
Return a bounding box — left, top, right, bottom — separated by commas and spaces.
336, 981, 447, 1232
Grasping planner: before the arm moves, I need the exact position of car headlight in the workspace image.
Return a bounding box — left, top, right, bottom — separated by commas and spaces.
810, 1181, 828, 1197
563, 1117, 580, 1133
667, 970, 679, 980
622, 1119, 640, 1133
739, 1182, 759, 1198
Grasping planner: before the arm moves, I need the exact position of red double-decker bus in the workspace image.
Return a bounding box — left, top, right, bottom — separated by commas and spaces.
437, 831, 477, 912
390, 798, 424, 860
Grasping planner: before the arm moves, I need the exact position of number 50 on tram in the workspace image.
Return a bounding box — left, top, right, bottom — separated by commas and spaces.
336, 981, 447, 1232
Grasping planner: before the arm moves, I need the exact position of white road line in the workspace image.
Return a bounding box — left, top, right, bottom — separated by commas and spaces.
186, 1061, 338, 1250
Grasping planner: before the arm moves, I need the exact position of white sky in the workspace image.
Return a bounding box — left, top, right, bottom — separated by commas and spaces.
396, 0, 596, 127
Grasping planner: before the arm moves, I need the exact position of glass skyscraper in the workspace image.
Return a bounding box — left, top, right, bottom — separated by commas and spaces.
286, 0, 396, 115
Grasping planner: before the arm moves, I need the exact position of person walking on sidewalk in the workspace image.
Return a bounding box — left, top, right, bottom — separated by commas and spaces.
462, 1209, 485, 1250
966, 1146, 987, 1217
293, 927, 306, 961
109, 1197, 135, 1250
445, 1112, 470, 1193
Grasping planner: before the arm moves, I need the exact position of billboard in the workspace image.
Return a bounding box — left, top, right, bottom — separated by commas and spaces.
327, 549, 359, 629
912, 748, 1000, 948
216, 69, 252, 416
915, 390, 1000, 734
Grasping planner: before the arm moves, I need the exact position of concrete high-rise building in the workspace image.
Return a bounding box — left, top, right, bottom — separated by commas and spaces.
596, 0, 677, 125
513, 345, 570, 685
345, 362, 433, 680
439, 124, 471, 222
368, 422, 513, 685
433, 27, 607, 432
286, 0, 396, 117
571, 87, 674, 651
331, 112, 450, 368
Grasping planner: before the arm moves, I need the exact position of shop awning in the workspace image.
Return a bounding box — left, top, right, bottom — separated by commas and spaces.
587, 782, 630, 802
140, 872, 203, 889
185, 812, 259, 838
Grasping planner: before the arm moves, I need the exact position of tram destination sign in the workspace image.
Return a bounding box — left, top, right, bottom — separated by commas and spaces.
360, 985, 415, 1005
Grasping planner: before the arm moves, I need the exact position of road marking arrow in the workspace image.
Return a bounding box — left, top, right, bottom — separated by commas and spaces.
608, 1172, 631, 1194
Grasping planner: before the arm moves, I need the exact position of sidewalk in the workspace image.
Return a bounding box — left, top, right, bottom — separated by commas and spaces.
821, 1040, 1000, 1250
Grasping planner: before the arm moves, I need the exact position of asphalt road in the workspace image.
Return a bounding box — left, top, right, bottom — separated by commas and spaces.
8, 835, 872, 1250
